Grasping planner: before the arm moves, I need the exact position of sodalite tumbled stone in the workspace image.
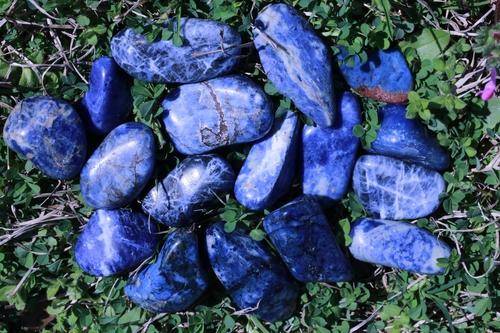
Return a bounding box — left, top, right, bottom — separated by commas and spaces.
79, 56, 132, 135
337, 47, 413, 103
235, 111, 299, 210
353, 155, 445, 220
74, 209, 158, 277
263, 196, 352, 282
111, 18, 241, 83
80, 122, 155, 209
302, 92, 361, 203
206, 222, 299, 322
253, 3, 335, 127
368, 104, 449, 171
125, 229, 208, 313
3, 96, 87, 180
142, 155, 235, 227
349, 218, 451, 275
162, 75, 273, 154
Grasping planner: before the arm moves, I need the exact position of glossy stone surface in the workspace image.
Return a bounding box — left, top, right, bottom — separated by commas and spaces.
206, 222, 299, 322
349, 218, 451, 274
253, 3, 334, 127
302, 92, 361, 203
353, 155, 445, 220
80, 56, 132, 135
337, 47, 413, 103
74, 209, 158, 277
111, 18, 241, 83
368, 104, 449, 171
80, 122, 155, 209
235, 111, 299, 210
264, 196, 352, 282
3, 96, 87, 180
125, 229, 208, 313
142, 155, 235, 227
162, 75, 274, 154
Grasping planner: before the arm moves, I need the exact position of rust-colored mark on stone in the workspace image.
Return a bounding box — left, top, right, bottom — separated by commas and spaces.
356, 86, 408, 104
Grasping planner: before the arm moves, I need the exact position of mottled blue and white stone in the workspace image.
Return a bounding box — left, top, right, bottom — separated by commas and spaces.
235, 111, 299, 210
74, 209, 158, 277
349, 218, 451, 274
111, 18, 241, 83
162, 75, 274, 155
125, 229, 208, 312
80, 122, 155, 209
253, 3, 335, 127
79, 56, 132, 135
368, 104, 449, 171
353, 155, 445, 220
3, 96, 87, 180
142, 155, 235, 227
206, 222, 299, 322
264, 196, 352, 282
302, 92, 361, 203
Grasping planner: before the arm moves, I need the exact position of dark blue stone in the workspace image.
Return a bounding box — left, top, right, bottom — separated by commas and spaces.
142, 155, 235, 227
3, 96, 87, 180
162, 75, 274, 154
253, 3, 335, 127
337, 47, 413, 103
80, 56, 132, 135
74, 209, 158, 277
235, 111, 299, 210
349, 218, 451, 275
206, 222, 299, 322
263, 196, 352, 282
111, 18, 241, 83
368, 104, 449, 171
80, 122, 155, 209
353, 155, 445, 220
125, 229, 208, 312
302, 92, 361, 203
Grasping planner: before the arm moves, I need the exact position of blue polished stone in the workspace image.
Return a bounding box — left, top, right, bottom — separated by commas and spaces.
111, 18, 241, 84
80, 122, 155, 209
162, 75, 274, 155
80, 56, 132, 135
235, 111, 299, 210
349, 218, 451, 274
142, 155, 235, 227
125, 229, 208, 312
353, 155, 445, 220
263, 196, 352, 282
206, 222, 299, 322
74, 209, 158, 277
302, 92, 361, 203
253, 3, 335, 127
368, 104, 449, 171
337, 47, 413, 103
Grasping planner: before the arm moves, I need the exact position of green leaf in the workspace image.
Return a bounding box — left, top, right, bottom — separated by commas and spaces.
413, 28, 451, 60
472, 298, 492, 316
249, 229, 265, 241
76, 15, 90, 26
352, 124, 365, 137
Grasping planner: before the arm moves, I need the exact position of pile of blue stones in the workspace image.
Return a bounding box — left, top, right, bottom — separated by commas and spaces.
3, 3, 452, 322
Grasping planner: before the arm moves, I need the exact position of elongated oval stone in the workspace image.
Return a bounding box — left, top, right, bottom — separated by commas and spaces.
206, 222, 299, 322
368, 104, 449, 171
74, 209, 158, 277
353, 155, 445, 220
142, 155, 235, 227
302, 92, 361, 203
337, 47, 413, 103
125, 229, 208, 312
3, 96, 87, 180
349, 218, 451, 274
264, 196, 352, 282
253, 3, 335, 127
235, 111, 299, 210
80, 122, 155, 209
111, 18, 241, 83
162, 75, 274, 154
